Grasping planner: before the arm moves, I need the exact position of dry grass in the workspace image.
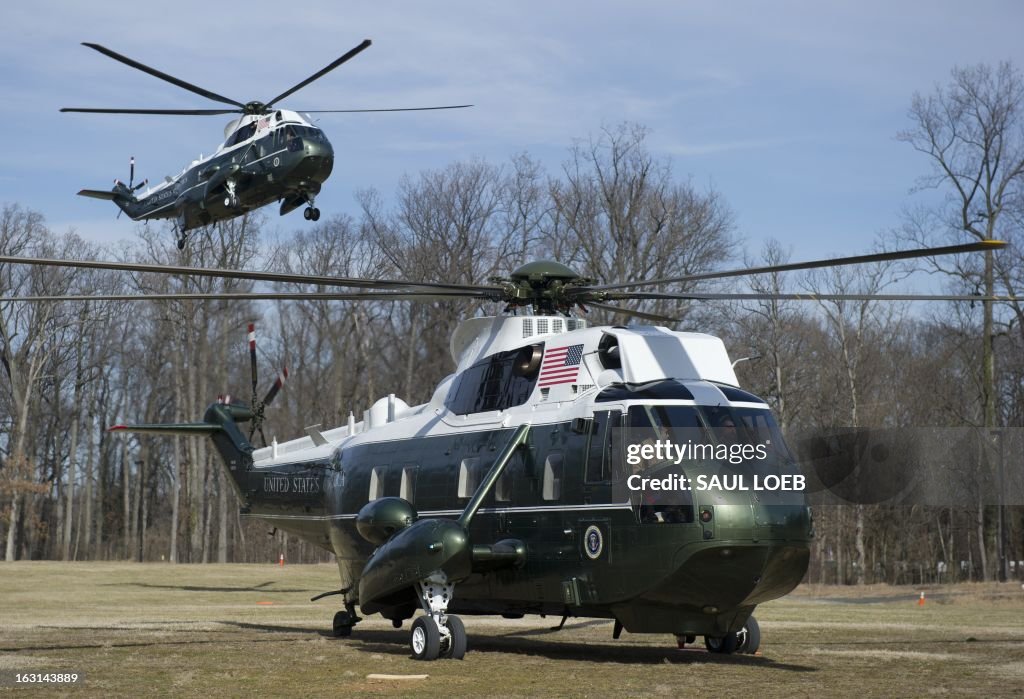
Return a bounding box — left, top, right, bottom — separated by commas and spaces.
0, 562, 1022, 697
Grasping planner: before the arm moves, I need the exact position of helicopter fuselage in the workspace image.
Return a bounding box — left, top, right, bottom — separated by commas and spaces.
80, 110, 333, 231
180, 316, 812, 640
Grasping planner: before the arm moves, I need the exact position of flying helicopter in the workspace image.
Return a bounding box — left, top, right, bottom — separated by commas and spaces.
62, 40, 470, 249
0, 239, 1008, 661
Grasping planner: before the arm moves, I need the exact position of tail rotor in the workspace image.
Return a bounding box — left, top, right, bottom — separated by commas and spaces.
128, 156, 147, 192
246, 322, 288, 447
113, 156, 147, 220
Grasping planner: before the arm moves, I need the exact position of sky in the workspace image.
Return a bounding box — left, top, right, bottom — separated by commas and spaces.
2, 0, 1022, 267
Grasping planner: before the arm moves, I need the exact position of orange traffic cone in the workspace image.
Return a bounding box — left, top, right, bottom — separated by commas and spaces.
918, 591, 925, 606
279, 553, 285, 567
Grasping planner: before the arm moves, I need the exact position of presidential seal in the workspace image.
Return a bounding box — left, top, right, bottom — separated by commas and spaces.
583, 524, 603, 560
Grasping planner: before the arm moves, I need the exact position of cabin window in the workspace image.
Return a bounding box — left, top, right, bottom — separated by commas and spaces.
495, 451, 521, 502
495, 472, 512, 502
369, 466, 386, 500
400, 466, 418, 502
458, 457, 480, 499
445, 344, 542, 415
542, 453, 563, 501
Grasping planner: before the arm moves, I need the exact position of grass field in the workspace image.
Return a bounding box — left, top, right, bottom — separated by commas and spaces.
1, 562, 1022, 697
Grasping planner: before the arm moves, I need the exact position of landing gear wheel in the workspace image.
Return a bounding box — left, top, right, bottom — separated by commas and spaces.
737, 616, 760, 654
705, 632, 739, 654
310, 207, 320, 221
410, 616, 441, 660
224, 195, 238, 208
442, 615, 467, 660
332, 610, 354, 638
303, 207, 312, 220
392, 619, 403, 629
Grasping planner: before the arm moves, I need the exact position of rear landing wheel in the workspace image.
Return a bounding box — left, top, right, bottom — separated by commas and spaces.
410, 616, 441, 660
332, 610, 354, 637
303, 207, 312, 220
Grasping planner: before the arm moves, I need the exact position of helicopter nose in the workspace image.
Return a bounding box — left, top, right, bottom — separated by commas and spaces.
299, 141, 334, 182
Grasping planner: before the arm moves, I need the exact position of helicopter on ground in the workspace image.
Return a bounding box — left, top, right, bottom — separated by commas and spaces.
0, 240, 1007, 660
63, 40, 470, 249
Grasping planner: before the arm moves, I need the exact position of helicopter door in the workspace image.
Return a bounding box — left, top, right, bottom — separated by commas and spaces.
582, 409, 620, 504
575, 410, 620, 571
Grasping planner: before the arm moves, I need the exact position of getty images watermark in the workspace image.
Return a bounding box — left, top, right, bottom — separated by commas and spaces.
624, 438, 806, 492
615, 426, 1024, 506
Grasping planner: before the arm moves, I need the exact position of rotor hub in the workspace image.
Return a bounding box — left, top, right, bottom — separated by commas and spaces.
491, 260, 593, 315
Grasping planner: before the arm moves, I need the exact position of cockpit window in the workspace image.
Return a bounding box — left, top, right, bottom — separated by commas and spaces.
629, 405, 706, 441
293, 125, 323, 142
732, 407, 794, 460
626, 404, 793, 465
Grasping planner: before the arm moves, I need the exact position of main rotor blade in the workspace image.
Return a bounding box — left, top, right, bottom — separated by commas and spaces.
0, 256, 505, 295
61, 107, 240, 116
264, 39, 372, 109
585, 240, 1008, 292
603, 291, 1021, 302
2, 291, 498, 303
587, 302, 680, 324
80, 43, 246, 109
301, 105, 473, 113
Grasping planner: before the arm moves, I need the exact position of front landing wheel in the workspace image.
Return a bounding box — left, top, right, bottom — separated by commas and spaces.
705, 632, 739, 654
411, 616, 441, 660
737, 616, 760, 654
442, 615, 467, 660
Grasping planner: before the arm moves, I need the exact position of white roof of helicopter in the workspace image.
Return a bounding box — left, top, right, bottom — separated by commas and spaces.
252, 315, 747, 467
221, 109, 312, 143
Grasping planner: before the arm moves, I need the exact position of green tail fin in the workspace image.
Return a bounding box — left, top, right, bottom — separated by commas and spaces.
78, 189, 122, 201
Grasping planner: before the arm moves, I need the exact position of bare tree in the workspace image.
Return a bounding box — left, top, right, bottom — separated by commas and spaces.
547, 123, 735, 325
899, 61, 1024, 431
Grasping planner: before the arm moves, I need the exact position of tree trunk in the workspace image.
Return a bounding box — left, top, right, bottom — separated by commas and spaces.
217, 469, 228, 564
170, 436, 181, 564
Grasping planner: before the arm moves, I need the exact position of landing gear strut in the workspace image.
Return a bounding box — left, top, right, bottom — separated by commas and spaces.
410, 573, 466, 660
303, 195, 320, 221
223, 179, 239, 209
174, 217, 189, 250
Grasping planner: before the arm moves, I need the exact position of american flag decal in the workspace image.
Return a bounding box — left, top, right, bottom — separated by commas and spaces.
538, 344, 584, 387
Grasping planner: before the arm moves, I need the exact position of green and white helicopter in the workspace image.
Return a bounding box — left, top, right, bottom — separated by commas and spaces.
63, 39, 469, 248
1, 240, 1007, 660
